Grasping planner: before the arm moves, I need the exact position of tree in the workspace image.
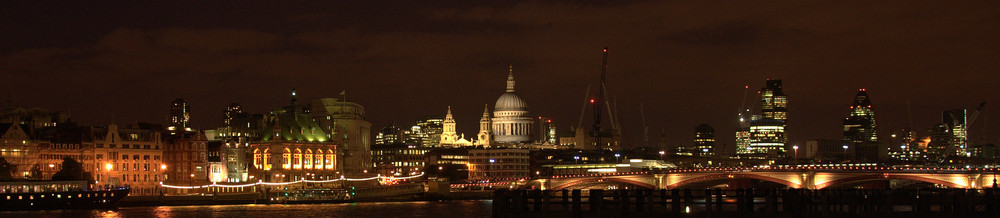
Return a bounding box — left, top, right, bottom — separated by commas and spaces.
27, 164, 42, 180
0, 157, 15, 181
51, 157, 92, 181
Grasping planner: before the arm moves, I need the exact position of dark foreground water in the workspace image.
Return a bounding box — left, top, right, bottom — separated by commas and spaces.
0, 200, 492, 217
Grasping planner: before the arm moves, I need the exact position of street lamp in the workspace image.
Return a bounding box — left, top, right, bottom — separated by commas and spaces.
573, 156, 580, 164
489, 159, 496, 179
792, 145, 799, 164
843, 145, 849, 161
659, 151, 665, 160
614, 153, 621, 163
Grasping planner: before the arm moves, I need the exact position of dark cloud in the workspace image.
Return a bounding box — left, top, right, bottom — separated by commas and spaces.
1, 1, 999, 149
661, 22, 761, 45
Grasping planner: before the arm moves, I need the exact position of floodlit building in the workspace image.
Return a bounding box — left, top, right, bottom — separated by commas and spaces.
942, 109, 968, 157
167, 98, 192, 135
491, 66, 533, 145
91, 124, 165, 196
370, 143, 430, 177
694, 124, 715, 156
745, 79, 788, 158
249, 90, 339, 182
163, 132, 208, 187
415, 117, 443, 148
843, 89, 878, 144
468, 148, 529, 180
375, 124, 403, 145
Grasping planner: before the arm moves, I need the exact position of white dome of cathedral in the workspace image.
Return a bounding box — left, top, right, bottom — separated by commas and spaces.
491, 66, 533, 144
495, 92, 527, 112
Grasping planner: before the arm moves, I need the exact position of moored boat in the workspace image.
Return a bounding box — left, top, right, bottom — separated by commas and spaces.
0, 180, 129, 210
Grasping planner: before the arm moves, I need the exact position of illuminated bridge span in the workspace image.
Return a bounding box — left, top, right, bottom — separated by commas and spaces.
465, 166, 1000, 190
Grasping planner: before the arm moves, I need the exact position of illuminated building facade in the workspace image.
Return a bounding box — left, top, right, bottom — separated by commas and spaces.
205, 141, 227, 183
468, 148, 529, 180
167, 98, 192, 134
746, 79, 788, 157
401, 125, 427, 147
694, 124, 715, 156
249, 91, 339, 182
375, 124, 402, 145
416, 117, 443, 147
163, 132, 208, 187
843, 89, 877, 144
425, 148, 469, 181
34, 135, 95, 181
942, 109, 968, 157
492, 66, 533, 145
558, 126, 620, 150
0, 121, 35, 179
927, 123, 955, 158
92, 124, 165, 196
370, 143, 429, 177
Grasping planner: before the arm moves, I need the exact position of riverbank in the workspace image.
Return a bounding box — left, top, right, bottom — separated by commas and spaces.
118, 191, 493, 207
1, 199, 493, 217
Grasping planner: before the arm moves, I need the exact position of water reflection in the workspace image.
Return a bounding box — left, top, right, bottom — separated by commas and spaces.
1, 200, 491, 218
96, 210, 121, 218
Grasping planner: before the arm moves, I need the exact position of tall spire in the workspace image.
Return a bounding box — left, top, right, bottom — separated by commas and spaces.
482, 104, 490, 118
445, 106, 454, 119
506, 65, 515, 93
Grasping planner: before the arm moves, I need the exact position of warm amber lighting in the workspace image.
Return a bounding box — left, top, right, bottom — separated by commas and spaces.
161, 164, 167, 170
105, 163, 113, 171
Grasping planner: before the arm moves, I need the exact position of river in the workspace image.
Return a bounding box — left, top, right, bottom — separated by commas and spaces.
0, 200, 492, 217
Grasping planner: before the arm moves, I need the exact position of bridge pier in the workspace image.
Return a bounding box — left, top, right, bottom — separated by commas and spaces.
800, 172, 817, 189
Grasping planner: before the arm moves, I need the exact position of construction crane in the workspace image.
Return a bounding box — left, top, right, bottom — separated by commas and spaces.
593, 47, 608, 150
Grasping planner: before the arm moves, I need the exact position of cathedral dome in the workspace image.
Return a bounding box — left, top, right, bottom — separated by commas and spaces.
495, 92, 527, 112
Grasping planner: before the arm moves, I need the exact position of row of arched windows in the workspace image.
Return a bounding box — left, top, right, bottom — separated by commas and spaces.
253, 148, 335, 170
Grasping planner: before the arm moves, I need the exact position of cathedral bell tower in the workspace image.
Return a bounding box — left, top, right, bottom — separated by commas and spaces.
477, 104, 493, 147
440, 106, 459, 146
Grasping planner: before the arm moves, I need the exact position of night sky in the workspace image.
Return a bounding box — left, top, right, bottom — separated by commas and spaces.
2, 1, 998, 151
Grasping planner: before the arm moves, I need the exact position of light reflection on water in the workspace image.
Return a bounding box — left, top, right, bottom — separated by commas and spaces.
0, 200, 492, 218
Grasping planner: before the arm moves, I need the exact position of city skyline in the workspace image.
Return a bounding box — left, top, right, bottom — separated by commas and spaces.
2, 1, 998, 149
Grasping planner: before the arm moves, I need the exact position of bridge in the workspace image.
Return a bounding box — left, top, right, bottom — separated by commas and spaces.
453, 165, 1000, 190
